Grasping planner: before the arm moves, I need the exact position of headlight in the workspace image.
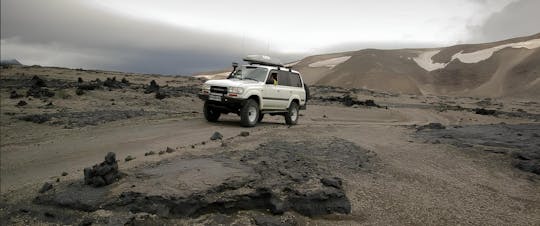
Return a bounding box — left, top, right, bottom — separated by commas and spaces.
228, 87, 244, 94
201, 84, 210, 91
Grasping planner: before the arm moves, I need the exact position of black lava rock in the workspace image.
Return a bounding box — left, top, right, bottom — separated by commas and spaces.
103, 77, 124, 89
211, 131, 223, 140
27, 87, 55, 98
19, 114, 50, 124
365, 99, 377, 107
144, 80, 160, 94
10, 90, 23, 99
125, 155, 135, 162
417, 123, 446, 130
30, 75, 46, 87
121, 77, 129, 84
83, 152, 120, 187
155, 91, 168, 100
39, 182, 53, 193
16, 100, 28, 106
474, 108, 497, 115
320, 177, 343, 189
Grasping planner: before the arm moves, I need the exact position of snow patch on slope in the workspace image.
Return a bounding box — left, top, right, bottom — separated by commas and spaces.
452, 38, 540, 63
413, 50, 446, 71
309, 56, 351, 69
414, 38, 540, 71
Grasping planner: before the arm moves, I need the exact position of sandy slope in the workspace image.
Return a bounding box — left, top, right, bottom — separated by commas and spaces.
292, 33, 540, 98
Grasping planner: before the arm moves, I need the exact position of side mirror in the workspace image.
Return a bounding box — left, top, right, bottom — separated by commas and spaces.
232, 62, 238, 69
266, 80, 273, 85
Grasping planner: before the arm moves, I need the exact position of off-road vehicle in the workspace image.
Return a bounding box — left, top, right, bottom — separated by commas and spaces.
198, 55, 307, 127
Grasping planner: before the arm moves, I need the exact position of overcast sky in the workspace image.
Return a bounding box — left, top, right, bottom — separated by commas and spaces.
1, 0, 539, 74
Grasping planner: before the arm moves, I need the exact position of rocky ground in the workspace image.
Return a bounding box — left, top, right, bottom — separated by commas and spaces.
1, 65, 539, 225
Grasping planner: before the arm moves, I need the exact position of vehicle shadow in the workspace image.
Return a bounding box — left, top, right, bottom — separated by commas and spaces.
203, 119, 285, 128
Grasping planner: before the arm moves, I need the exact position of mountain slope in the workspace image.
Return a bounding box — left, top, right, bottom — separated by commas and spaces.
292, 33, 540, 98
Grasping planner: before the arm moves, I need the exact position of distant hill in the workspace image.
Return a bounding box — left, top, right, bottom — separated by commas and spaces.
0, 59, 23, 66
291, 33, 540, 98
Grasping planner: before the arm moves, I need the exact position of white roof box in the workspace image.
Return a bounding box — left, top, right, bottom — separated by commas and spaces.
243, 55, 284, 67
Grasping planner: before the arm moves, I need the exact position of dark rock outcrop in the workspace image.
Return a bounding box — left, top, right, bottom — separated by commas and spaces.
83, 152, 121, 187
474, 108, 497, 115
155, 91, 168, 100
10, 90, 23, 99
19, 114, 51, 123
103, 77, 124, 89
144, 80, 160, 94
16, 100, 28, 107
417, 123, 446, 131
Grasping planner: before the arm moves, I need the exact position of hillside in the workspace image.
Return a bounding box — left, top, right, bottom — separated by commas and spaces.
291, 33, 540, 98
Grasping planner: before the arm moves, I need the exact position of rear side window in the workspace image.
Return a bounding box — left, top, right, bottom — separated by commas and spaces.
277, 71, 290, 86
289, 72, 302, 87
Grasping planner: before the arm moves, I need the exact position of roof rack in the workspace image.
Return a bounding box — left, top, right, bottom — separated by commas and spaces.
243, 55, 284, 67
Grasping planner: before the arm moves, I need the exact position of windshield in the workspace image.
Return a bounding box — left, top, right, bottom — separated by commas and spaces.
229, 66, 268, 82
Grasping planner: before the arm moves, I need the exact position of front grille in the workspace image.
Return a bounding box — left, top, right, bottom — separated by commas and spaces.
210, 86, 228, 94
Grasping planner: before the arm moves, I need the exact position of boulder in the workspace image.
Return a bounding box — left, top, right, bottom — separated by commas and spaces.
211, 131, 223, 140
39, 182, 53, 193
16, 100, 28, 107
144, 80, 160, 94
83, 152, 120, 187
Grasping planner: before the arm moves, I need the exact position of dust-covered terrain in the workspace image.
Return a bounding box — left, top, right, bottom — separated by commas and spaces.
1, 65, 539, 225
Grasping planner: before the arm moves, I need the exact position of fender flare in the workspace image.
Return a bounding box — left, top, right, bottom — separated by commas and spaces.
243, 90, 263, 108
287, 94, 302, 108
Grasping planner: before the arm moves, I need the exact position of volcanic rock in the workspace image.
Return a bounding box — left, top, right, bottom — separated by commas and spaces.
83, 152, 120, 187
211, 132, 223, 140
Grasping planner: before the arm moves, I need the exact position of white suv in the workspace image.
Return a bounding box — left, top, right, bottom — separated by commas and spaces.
199, 55, 307, 127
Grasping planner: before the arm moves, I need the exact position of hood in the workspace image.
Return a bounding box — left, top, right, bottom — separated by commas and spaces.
205, 79, 262, 87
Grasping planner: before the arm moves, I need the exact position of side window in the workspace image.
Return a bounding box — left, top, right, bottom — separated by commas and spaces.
289, 73, 302, 87
277, 71, 290, 86
266, 70, 278, 84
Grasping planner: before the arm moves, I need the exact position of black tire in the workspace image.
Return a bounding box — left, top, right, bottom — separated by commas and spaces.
258, 113, 264, 122
284, 102, 299, 125
240, 99, 259, 127
203, 101, 220, 122
304, 83, 310, 103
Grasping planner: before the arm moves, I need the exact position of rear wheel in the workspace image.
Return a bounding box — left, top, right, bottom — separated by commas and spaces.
284, 102, 299, 125
240, 99, 259, 127
203, 101, 220, 122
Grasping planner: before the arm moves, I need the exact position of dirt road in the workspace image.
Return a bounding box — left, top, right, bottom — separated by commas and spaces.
1, 105, 438, 192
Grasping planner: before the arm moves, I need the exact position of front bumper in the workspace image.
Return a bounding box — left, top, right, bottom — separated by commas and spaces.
199, 93, 245, 113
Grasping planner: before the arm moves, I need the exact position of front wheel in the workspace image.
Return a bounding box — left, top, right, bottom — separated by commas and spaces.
284, 102, 299, 125
204, 101, 220, 122
240, 99, 259, 127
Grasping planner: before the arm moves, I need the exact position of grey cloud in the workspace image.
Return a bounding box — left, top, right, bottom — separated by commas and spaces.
0, 0, 300, 74
468, 0, 540, 42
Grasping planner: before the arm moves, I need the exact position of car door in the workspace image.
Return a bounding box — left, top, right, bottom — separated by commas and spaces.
262, 70, 280, 109
276, 70, 292, 109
